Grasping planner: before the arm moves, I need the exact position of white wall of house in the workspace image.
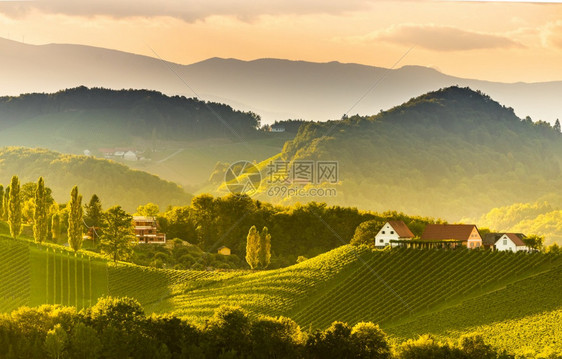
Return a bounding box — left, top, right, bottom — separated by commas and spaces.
495, 234, 528, 252
374, 223, 400, 247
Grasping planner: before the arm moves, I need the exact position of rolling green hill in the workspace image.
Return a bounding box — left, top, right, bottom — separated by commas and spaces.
1, 230, 560, 356
247, 86, 562, 222
0, 147, 191, 211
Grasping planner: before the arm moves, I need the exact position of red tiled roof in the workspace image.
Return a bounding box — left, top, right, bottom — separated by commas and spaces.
421, 224, 478, 241
388, 220, 414, 238
505, 233, 526, 247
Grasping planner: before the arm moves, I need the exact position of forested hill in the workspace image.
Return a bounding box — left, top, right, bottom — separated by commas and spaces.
0, 147, 191, 211
273, 86, 562, 220
0, 87, 261, 141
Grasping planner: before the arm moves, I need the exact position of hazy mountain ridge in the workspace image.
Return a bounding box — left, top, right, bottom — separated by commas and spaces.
258, 86, 562, 221
1, 37, 561, 124
0, 147, 191, 211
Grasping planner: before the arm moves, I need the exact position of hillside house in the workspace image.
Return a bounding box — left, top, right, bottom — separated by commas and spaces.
217, 246, 231, 255
123, 150, 138, 161
495, 233, 529, 252
374, 221, 414, 248
133, 216, 166, 244
421, 224, 482, 249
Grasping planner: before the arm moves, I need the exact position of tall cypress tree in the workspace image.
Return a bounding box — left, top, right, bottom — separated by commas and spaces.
245, 225, 260, 270
2, 186, 9, 221
33, 177, 49, 243
8, 176, 22, 238
0, 185, 4, 220
554, 119, 561, 133
259, 227, 272, 269
84, 194, 102, 242
51, 212, 61, 241
68, 186, 83, 252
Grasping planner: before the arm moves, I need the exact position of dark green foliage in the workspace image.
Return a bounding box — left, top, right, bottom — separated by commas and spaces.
8, 176, 21, 238
259, 227, 271, 269
0, 185, 4, 219
0, 87, 261, 141
68, 186, 83, 252
523, 234, 544, 251
99, 206, 135, 263
554, 119, 561, 133
69, 322, 102, 359
162, 194, 435, 267
275, 86, 562, 219
1, 186, 8, 221
306, 321, 354, 359
0, 297, 524, 359
84, 194, 103, 242
205, 306, 251, 357
33, 177, 49, 244
350, 220, 385, 246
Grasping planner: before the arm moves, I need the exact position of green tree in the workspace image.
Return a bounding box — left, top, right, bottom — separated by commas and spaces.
350, 220, 384, 246
44, 324, 67, 359
100, 206, 136, 263
457, 334, 496, 359
84, 194, 103, 242
259, 227, 272, 269
351, 322, 391, 359
33, 177, 49, 243
306, 321, 354, 359
545, 243, 560, 255
69, 322, 102, 359
51, 212, 61, 242
249, 316, 303, 359
554, 119, 561, 133
206, 306, 251, 357
396, 334, 452, 359
246, 226, 260, 269
523, 234, 544, 252
0, 184, 4, 219
1, 185, 8, 221
68, 186, 84, 252
8, 176, 22, 238
136, 202, 160, 217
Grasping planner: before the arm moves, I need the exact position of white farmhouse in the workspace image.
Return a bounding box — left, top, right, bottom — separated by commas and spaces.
123, 150, 138, 161
374, 221, 414, 248
495, 233, 529, 252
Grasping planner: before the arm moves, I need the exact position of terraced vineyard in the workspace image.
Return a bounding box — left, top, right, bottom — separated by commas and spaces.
1, 235, 561, 356
289, 248, 560, 329
0, 239, 31, 312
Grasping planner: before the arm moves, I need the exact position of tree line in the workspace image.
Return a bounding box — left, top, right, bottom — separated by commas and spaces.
156, 194, 437, 268
0, 296, 513, 359
1, 176, 136, 263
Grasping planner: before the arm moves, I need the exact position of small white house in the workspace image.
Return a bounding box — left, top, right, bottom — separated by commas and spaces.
374, 221, 414, 248
495, 233, 529, 252
123, 150, 138, 161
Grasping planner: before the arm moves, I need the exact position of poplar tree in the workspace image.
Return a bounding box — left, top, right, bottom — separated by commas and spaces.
33, 177, 49, 243
84, 194, 103, 242
8, 176, 22, 238
245, 225, 260, 269
51, 212, 61, 241
0, 185, 4, 220
2, 186, 9, 221
259, 227, 272, 269
68, 186, 83, 252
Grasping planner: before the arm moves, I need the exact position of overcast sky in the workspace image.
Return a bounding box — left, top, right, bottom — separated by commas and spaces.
1, 0, 561, 82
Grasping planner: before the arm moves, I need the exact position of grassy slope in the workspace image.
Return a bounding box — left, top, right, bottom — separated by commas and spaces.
1, 227, 560, 355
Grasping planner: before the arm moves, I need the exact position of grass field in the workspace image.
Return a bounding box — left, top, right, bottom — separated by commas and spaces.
1, 230, 561, 356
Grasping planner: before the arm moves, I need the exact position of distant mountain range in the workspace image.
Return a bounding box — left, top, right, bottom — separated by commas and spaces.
1, 37, 560, 124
